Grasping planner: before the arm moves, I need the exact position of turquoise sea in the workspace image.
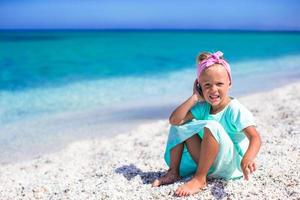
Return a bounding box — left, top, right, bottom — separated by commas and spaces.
0, 30, 300, 162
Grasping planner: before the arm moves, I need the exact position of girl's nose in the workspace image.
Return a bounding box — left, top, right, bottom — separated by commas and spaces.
211, 85, 218, 92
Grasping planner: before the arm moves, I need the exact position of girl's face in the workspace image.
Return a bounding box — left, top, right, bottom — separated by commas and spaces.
199, 64, 231, 108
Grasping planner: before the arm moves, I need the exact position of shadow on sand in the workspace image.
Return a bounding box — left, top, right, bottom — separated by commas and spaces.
115, 164, 229, 199
115, 164, 165, 184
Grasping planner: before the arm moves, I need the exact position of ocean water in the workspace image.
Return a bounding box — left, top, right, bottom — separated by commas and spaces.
0, 30, 300, 163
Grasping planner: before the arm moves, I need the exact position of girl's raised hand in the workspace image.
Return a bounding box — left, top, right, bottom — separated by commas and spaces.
193, 79, 204, 102
241, 157, 257, 180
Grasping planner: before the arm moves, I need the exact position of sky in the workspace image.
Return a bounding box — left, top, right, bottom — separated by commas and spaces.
0, 0, 300, 30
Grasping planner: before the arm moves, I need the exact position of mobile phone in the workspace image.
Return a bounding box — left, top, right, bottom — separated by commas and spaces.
196, 84, 203, 97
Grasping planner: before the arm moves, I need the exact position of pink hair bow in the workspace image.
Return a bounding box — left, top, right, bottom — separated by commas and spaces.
197, 51, 232, 83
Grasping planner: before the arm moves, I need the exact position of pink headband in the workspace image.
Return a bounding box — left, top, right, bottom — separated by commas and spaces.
197, 51, 232, 83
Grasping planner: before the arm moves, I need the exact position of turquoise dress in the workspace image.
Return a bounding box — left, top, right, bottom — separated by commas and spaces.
164, 98, 255, 180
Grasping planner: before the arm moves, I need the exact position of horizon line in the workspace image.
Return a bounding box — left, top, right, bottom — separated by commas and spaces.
1, 28, 300, 33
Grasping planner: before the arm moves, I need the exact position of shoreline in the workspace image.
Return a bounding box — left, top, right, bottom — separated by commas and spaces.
0, 81, 299, 199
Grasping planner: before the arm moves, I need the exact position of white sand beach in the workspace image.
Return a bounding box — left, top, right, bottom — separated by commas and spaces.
0, 82, 299, 200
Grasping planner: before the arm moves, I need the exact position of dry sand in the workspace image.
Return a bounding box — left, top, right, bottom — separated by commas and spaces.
0, 82, 299, 199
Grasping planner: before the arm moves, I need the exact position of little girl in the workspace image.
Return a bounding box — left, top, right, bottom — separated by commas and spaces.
152, 51, 261, 197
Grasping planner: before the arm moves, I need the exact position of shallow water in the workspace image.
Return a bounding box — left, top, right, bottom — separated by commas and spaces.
0, 30, 300, 163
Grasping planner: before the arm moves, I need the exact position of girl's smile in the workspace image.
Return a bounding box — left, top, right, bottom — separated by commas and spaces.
208, 94, 220, 103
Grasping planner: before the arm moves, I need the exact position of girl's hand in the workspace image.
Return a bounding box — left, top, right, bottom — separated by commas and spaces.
241, 156, 256, 180
193, 79, 204, 102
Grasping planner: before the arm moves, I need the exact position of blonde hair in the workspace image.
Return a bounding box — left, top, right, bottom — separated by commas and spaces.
196, 52, 211, 65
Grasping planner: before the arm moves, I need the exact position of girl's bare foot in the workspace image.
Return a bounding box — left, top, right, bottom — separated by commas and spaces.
152, 169, 181, 187
175, 176, 206, 196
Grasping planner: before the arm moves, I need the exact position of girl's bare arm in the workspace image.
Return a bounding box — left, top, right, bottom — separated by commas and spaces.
169, 79, 204, 125
241, 126, 262, 180
169, 94, 198, 125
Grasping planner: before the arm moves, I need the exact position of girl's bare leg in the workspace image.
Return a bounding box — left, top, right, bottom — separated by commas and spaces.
152, 143, 183, 187
175, 128, 219, 196
185, 134, 202, 164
